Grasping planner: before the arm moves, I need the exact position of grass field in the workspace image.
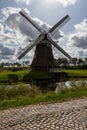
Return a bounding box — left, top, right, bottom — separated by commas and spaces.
0, 70, 29, 82
0, 69, 87, 110
0, 69, 87, 82
0, 83, 87, 110
66, 69, 87, 77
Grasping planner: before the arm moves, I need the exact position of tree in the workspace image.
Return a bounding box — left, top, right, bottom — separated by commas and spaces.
77, 58, 83, 66
71, 58, 77, 66
61, 58, 68, 67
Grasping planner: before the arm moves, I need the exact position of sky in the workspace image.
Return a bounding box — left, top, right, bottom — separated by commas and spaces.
0, 0, 87, 63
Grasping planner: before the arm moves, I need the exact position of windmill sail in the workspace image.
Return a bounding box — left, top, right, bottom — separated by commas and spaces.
19, 10, 42, 33
17, 35, 44, 59
49, 15, 70, 33
16, 9, 72, 71
47, 34, 71, 60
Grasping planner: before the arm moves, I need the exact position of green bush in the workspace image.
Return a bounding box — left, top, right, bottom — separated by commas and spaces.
6, 87, 18, 99
23, 71, 52, 82
28, 85, 41, 97
5, 84, 30, 98
7, 74, 19, 83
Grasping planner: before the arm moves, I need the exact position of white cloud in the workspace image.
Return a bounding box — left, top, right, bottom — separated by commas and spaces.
13, 0, 77, 7
0, 23, 16, 44
66, 19, 87, 58
0, 44, 15, 55
6, 7, 62, 40
1, 7, 29, 44
0, 23, 16, 60
58, 0, 77, 7
0, 43, 15, 62
69, 19, 87, 49
0, 7, 66, 61
0, 7, 23, 61
14, 0, 30, 5
1, 7, 21, 19
43, 0, 77, 7
74, 19, 87, 32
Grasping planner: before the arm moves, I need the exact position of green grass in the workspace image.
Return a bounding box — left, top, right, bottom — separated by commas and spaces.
0, 84, 87, 110
0, 70, 51, 82
0, 69, 87, 110
0, 69, 87, 82
66, 69, 87, 77
0, 70, 29, 82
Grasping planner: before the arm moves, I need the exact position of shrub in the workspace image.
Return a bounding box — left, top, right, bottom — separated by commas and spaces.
8, 74, 19, 83
6, 87, 18, 99
28, 85, 41, 97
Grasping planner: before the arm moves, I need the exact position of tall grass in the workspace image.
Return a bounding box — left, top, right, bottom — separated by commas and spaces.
0, 83, 41, 100
0, 82, 87, 110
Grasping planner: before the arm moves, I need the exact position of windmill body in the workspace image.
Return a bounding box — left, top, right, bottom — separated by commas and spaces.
17, 10, 72, 71
31, 39, 55, 71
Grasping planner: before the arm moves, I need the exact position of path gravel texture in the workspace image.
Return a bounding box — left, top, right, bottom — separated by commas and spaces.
0, 98, 87, 130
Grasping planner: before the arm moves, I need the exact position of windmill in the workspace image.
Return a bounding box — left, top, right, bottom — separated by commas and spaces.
17, 10, 72, 71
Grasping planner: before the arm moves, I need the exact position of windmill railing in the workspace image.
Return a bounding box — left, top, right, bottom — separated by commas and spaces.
49, 68, 66, 73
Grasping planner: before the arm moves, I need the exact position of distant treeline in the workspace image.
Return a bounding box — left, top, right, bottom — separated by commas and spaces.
55, 58, 87, 69
0, 66, 30, 72
0, 58, 87, 72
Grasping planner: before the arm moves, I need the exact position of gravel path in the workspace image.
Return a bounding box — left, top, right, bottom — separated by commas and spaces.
0, 98, 87, 130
